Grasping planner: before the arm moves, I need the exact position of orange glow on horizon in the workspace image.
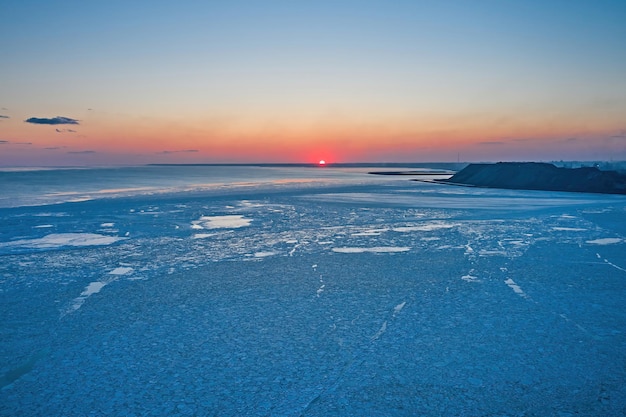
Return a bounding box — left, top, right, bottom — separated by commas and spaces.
10, 110, 624, 165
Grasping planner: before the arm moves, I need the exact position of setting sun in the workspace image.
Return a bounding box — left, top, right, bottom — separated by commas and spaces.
318, 160, 326, 166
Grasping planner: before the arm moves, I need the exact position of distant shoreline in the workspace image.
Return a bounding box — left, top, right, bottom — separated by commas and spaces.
150, 162, 469, 170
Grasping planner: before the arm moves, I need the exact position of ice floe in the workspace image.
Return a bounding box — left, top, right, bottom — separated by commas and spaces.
254, 251, 276, 258
392, 222, 457, 232
393, 301, 406, 316
461, 273, 480, 282
192, 233, 216, 239
33, 212, 68, 217
351, 231, 386, 236
371, 321, 388, 341
191, 215, 252, 229
586, 238, 622, 245
504, 278, 529, 299
109, 267, 134, 275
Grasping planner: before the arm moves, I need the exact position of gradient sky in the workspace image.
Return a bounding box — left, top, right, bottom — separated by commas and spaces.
1, 0, 625, 165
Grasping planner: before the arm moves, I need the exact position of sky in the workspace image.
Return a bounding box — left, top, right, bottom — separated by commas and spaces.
1, 0, 625, 165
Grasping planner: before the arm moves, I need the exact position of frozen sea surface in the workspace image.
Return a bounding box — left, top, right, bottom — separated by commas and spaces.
1, 166, 626, 416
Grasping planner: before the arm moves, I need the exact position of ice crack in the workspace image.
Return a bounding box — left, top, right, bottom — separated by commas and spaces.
371, 301, 407, 341
597, 253, 626, 273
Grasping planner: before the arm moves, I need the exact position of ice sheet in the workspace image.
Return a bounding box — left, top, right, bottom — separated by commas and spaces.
3, 166, 626, 416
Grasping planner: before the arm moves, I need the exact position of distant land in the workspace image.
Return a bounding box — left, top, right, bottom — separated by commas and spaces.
438, 162, 626, 195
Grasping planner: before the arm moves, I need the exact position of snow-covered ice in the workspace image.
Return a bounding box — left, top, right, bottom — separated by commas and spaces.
331, 246, 411, 253
586, 237, 622, 245
0, 233, 125, 250
1, 165, 626, 416
191, 214, 252, 229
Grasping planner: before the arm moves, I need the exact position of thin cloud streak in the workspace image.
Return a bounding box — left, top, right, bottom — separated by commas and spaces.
157, 150, 199, 154
2, 141, 34, 145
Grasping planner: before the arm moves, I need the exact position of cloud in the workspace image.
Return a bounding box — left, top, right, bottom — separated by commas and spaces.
55, 128, 77, 133
479, 141, 505, 145
157, 149, 199, 154
0, 115, 9, 119
67, 150, 96, 154
611, 130, 626, 140
44, 146, 68, 150
0, 140, 31, 145
25, 116, 79, 125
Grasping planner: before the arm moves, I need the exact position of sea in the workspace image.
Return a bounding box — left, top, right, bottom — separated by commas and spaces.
1, 164, 626, 416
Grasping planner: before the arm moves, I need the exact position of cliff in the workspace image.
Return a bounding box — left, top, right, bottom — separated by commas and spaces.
441, 162, 626, 195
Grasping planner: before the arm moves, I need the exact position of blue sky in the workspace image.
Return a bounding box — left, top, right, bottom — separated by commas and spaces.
1, 1, 625, 165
